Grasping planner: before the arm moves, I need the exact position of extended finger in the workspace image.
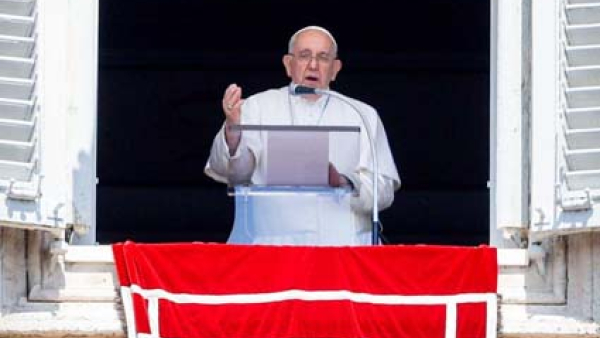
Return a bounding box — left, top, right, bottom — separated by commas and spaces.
223, 93, 236, 111
223, 84, 238, 102
225, 83, 237, 95
230, 86, 242, 104
225, 88, 242, 110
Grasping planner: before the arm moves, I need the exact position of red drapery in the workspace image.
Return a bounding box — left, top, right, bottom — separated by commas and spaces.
113, 242, 497, 338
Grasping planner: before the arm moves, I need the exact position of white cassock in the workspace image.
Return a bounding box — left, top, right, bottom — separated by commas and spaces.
205, 84, 401, 246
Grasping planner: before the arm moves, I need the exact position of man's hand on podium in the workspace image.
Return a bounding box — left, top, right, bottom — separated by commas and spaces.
329, 163, 354, 189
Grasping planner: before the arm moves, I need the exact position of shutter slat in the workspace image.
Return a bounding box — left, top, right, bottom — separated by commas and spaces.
0, 139, 33, 162
567, 86, 600, 108
566, 128, 600, 149
566, 45, 600, 66
567, 24, 600, 45
0, 56, 32, 79
566, 107, 600, 128
0, 14, 33, 37
0, 77, 33, 100
566, 66, 600, 87
566, 149, 600, 170
567, 4, 600, 25
566, 169, 600, 189
0, 159, 31, 180
0, 118, 33, 142
0, 0, 35, 17
0, 97, 33, 120
0, 35, 33, 58
569, 0, 600, 4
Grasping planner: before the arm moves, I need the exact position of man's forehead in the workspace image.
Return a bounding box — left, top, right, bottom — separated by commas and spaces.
294, 30, 334, 49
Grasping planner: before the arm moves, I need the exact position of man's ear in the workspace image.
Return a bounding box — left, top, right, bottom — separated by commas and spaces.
282, 54, 293, 77
331, 59, 342, 81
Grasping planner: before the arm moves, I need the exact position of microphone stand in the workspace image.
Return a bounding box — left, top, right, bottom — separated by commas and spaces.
293, 85, 380, 245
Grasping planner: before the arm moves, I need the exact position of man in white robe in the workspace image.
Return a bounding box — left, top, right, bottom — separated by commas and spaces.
205, 26, 400, 246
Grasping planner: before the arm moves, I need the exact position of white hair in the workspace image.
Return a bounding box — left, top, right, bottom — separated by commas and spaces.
287, 26, 338, 56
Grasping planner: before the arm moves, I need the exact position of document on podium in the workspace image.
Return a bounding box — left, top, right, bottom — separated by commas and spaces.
228, 124, 361, 191
228, 125, 363, 244
265, 129, 329, 186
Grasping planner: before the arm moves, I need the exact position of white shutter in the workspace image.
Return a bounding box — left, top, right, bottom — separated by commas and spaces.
562, 2, 600, 195
0, 0, 49, 230
0, 0, 99, 242
530, 0, 600, 236
0, 1, 36, 187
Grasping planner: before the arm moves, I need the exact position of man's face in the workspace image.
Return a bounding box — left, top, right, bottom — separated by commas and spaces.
283, 30, 342, 90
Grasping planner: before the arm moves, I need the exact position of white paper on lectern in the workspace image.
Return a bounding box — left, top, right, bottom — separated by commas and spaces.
265, 130, 329, 186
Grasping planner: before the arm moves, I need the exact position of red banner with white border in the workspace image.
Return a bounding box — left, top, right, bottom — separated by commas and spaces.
113, 242, 497, 338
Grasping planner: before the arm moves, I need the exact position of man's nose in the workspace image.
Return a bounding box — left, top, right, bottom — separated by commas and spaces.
308, 56, 319, 69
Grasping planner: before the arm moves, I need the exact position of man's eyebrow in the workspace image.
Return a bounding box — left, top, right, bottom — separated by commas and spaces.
297, 48, 330, 54
298, 48, 330, 54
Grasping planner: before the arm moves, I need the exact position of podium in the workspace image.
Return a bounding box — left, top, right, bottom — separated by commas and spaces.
227, 124, 364, 246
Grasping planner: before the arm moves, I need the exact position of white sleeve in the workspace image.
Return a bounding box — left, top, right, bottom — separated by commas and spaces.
347, 107, 401, 213
348, 170, 398, 213
204, 125, 256, 184
205, 98, 262, 184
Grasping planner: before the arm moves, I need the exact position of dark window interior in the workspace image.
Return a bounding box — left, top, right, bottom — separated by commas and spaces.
97, 0, 490, 245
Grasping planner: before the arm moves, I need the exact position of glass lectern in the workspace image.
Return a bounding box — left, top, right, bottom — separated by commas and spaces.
227, 124, 363, 245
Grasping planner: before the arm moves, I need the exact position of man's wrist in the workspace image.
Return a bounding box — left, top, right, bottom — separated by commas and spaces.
224, 123, 242, 156
225, 121, 241, 134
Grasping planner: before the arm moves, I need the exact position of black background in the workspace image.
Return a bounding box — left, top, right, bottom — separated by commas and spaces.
97, 0, 490, 245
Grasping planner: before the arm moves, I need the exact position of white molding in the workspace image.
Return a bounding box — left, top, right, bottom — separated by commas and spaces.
36, 0, 70, 228
66, 0, 98, 245
28, 285, 118, 302
593, 232, 600, 324
490, 0, 528, 240
500, 234, 599, 336
530, 0, 560, 230
27, 242, 117, 303
500, 306, 600, 337
64, 245, 113, 263
497, 248, 529, 266
498, 238, 567, 305
0, 302, 123, 336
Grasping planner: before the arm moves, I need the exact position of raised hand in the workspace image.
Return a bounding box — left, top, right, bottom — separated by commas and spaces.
222, 84, 245, 154
222, 83, 244, 126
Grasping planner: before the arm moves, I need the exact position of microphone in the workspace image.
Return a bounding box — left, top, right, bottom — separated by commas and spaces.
292, 85, 327, 96
290, 84, 381, 245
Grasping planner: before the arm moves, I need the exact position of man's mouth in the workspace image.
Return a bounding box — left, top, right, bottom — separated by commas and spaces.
305, 75, 319, 83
